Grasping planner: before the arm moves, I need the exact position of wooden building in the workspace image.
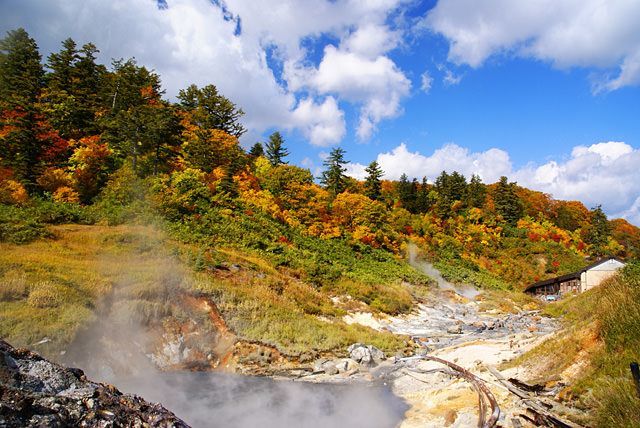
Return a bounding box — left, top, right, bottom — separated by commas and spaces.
524, 256, 626, 300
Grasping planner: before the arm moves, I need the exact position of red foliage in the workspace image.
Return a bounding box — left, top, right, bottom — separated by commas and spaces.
527, 232, 540, 242
402, 225, 415, 235
278, 236, 291, 245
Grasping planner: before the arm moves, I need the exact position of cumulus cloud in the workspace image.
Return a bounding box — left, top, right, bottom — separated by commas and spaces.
290, 97, 346, 147
349, 140, 640, 225
515, 141, 640, 224
286, 41, 411, 140
424, 0, 640, 91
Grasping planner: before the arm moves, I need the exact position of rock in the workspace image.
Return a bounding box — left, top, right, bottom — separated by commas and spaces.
347, 343, 385, 367
444, 409, 458, 426
0, 338, 191, 428
446, 325, 462, 334
528, 325, 539, 333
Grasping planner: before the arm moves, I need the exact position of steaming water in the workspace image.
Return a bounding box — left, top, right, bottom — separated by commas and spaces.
115, 371, 408, 428
64, 324, 407, 428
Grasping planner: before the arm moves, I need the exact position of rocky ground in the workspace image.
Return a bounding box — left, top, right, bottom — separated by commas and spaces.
2, 286, 569, 428
0, 338, 189, 428
294, 289, 567, 428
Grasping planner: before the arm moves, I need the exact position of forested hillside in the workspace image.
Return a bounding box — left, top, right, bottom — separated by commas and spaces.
2, 28, 639, 294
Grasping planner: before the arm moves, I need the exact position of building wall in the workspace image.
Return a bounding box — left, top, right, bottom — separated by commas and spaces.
580, 259, 626, 292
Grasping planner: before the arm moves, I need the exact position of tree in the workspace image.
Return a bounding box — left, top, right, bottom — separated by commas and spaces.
43, 39, 105, 139
321, 147, 348, 196
0, 28, 44, 105
0, 28, 50, 189
396, 173, 418, 213
493, 176, 523, 226
363, 160, 383, 200
434, 170, 467, 218
249, 142, 264, 158
265, 131, 289, 166
588, 205, 611, 257
177, 84, 245, 137
466, 174, 486, 208
100, 59, 165, 172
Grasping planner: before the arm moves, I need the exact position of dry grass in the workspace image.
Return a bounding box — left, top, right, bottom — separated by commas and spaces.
1, 223, 410, 359
0, 224, 186, 357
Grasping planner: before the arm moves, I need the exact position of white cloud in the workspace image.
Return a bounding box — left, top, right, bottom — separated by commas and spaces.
297, 45, 411, 140
424, 0, 640, 91
290, 97, 346, 147
515, 141, 640, 222
421, 71, 433, 93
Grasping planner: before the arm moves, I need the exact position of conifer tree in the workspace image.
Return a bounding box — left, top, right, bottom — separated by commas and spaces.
321, 147, 348, 196
0, 28, 47, 188
265, 131, 289, 166
364, 160, 383, 200
466, 174, 486, 208
493, 176, 523, 226
249, 142, 265, 158
177, 83, 245, 137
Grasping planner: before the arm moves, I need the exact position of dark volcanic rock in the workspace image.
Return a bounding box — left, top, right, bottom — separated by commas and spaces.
0, 338, 191, 428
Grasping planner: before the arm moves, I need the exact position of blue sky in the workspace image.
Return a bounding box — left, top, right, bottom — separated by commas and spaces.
2, 0, 640, 226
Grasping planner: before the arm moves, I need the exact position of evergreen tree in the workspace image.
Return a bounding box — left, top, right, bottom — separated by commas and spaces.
265, 131, 289, 166
0, 28, 47, 188
321, 147, 348, 196
44, 39, 105, 138
364, 160, 383, 200
588, 205, 611, 257
493, 176, 523, 226
434, 171, 466, 218
466, 174, 486, 208
249, 142, 265, 158
396, 174, 419, 213
416, 176, 435, 213
177, 83, 246, 137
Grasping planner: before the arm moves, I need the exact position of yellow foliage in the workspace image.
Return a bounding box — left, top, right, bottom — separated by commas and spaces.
52, 186, 80, 204
0, 179, 28, 205
37, 167, 72, 193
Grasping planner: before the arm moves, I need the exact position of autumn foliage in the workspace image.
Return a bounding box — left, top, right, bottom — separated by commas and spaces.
2, 28, 639, 291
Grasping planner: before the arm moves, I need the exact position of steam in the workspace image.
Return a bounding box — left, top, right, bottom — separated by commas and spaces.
407, 243, 482, 300
64, 314, 407, 428
62, 242, 407, 428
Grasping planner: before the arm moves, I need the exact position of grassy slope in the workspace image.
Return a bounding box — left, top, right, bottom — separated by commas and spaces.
510, 261, 640, 427
0, 224, 414, 360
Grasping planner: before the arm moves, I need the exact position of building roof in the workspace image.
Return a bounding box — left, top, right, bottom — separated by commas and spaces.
523, 256, 625, 294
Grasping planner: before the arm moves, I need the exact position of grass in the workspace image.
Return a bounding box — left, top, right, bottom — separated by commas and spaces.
0, 224, 186, 358
1, 222, 413, 361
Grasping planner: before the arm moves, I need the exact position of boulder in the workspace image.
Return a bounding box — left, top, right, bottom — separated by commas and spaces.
347, 343, 385, 367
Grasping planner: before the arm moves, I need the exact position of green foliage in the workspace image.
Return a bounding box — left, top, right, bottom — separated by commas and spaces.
0, 203, 49, 244
588, 205, 611, 257
493, 176, 524, 226
265, 131, 289, 166
321, 147, 348, 196
364, 161, 383, 201
177, 83, 246, 137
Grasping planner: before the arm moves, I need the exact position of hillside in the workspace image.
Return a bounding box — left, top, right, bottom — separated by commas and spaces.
2, 28, 640, 427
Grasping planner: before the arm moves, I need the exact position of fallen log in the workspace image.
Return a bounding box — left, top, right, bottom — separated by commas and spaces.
487, 366, 584, 428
